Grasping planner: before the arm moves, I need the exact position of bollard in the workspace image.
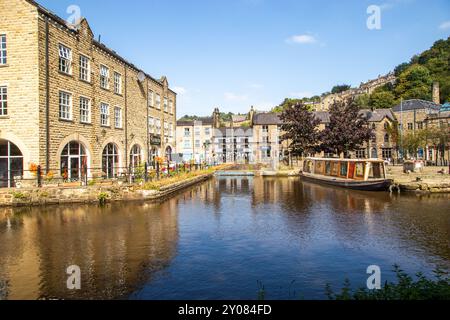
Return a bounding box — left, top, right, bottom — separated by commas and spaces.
37, 165, 42, 188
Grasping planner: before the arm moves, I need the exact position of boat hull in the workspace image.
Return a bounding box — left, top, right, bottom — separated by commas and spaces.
300, 173, 392, 191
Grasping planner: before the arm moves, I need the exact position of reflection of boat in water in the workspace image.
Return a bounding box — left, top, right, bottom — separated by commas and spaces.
301, 158, 393, 191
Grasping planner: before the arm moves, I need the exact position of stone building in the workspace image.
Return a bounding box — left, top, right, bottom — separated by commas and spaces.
0, 0, 176, 187
176, 117, 215, 162
213, 127, 254, 164
392, 99, 449, 163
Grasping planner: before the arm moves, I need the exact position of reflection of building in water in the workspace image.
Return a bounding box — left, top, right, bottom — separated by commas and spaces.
0, 201, 179, 300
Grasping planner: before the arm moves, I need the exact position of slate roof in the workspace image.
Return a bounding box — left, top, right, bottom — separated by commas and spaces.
359, 109, 396, 122
252, 113, 282, 125
392, 99, 441, 112
177, 117, 214, 126
232, 115, 248, 123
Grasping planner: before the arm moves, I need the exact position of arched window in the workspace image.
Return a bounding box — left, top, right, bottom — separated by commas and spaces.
60, 141, 87, 181
384, 134, 390, 143
129, 145, 142, 170
102, 143, 119, 179
0, 139, 23, 188
371, 148, 378, 159
372, 123, 376, 130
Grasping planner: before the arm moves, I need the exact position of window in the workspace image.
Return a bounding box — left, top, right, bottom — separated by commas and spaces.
100, 65, 109, 89
100, 103, 110, 126
130, 145, 142, 170
148, 117, 154, 134
417, 122, 424, 130
58, 44, 72, 74
205, 127, 211, 136
155, 94, 161, 109
79, 97, 91, 123
60, 141, 87, 182
0, 139, 23, 188
184, 140, 191, 149
59, 91, 72, 120
356, 149, 366, 159
148, 90, 154, 107
114, 107, 122, 128
164, 97, 168, 112
169, 100, 173, 114
169, 122, 173, 137
195, 140, 201, 148
262, 136, 270, 144
408, 123, 413, 130
195, 127, 201, 136
164, 121, 169, 137
0, 86, 7, 116
102, 143, 119, 179
382, 148, 393, 160
0, 35, 6, 65
262, 125, 269, 134
114, 72, 122, 94
184, 128, 191, 137
155, 118, 161, 134
384, 134, 390, 143
79, 55, 90, 82
384, 123, 389, 130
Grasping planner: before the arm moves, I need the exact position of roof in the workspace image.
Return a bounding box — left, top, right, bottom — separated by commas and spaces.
177, 117, 214, 126
392, 99, 441, 112
359, 109, 396, 122
253, 113, 282, 125
25, 0, 175, 94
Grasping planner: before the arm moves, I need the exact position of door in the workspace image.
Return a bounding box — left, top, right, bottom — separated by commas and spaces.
70, 157, 80, 181
348, 162, 355, 179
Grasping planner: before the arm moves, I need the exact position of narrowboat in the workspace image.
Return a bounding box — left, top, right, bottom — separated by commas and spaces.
301, 158, 393, 191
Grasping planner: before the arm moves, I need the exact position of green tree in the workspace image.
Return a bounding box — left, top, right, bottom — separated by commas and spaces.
354, 94, 370, 109
395, 65, 433, 100
331, 84, 351, 94
369, 91, 396, 109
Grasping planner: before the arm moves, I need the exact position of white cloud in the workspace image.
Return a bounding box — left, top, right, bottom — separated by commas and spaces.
172, 86, 187, 95
286, 34, 317, 45
439, 21, 450, 30
224, 92, 249, 102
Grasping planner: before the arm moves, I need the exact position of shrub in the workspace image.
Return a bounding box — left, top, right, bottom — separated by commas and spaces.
326, 265, 450, 300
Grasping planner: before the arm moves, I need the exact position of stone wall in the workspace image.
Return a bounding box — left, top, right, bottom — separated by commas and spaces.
0, 173, 213, 207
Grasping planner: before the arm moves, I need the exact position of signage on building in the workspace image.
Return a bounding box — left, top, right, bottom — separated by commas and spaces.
150, 134, 162, 146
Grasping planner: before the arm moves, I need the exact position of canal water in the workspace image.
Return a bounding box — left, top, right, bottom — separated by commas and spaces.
0, 177, 449, 300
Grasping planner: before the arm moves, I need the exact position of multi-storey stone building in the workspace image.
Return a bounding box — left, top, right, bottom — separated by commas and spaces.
0, 0, 176, 187
176, 117, 215, 162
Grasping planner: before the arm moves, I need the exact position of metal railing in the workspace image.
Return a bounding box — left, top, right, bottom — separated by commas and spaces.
0, 162, 213, 189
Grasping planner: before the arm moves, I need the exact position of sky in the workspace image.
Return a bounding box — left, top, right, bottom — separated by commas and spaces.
37, 0, 450, 117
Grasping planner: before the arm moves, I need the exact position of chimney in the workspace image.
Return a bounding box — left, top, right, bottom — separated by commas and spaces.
432, 82, 440, 105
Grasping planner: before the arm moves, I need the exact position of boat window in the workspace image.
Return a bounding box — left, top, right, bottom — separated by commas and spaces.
331, 162, 339, 176
304, 160, 313, 173
315, 161, 324, 175
325, 161, 331, 176
340, 163, 348, 177
368, 163, 382, 179
355, 163, 365, 178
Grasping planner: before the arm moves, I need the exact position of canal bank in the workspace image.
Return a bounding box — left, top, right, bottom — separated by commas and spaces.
0, 172, 215, 207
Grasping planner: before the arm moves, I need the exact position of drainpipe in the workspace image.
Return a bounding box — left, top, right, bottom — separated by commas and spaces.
45, 18, 50, 173
124, 67, 128, 168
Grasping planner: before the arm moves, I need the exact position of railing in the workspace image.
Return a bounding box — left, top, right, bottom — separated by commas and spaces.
0, 162, 212, 189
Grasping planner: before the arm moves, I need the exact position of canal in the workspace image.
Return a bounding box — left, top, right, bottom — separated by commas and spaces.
0, 177, 449, 300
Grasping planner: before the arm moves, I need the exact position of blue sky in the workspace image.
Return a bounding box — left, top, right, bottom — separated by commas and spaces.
38, 0, 450, 117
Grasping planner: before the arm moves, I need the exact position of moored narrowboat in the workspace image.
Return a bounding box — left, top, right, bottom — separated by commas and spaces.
301, 158, 393, 191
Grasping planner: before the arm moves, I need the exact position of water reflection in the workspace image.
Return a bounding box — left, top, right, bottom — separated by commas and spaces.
0, 201, 179, 300
0, 177, 449, 300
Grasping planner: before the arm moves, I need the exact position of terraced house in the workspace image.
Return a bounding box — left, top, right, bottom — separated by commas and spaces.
0, 0, 176, 187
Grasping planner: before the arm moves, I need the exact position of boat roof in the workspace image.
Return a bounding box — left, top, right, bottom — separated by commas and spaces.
306, 158, 385, 163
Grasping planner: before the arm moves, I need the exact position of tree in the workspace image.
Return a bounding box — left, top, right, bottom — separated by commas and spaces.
369, 91, 396, 109
320, 99, 374, 156
354, 94, 370, 109
280, 103, 321, 156
331, 84, 351, 94
395, 64, 433, 100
